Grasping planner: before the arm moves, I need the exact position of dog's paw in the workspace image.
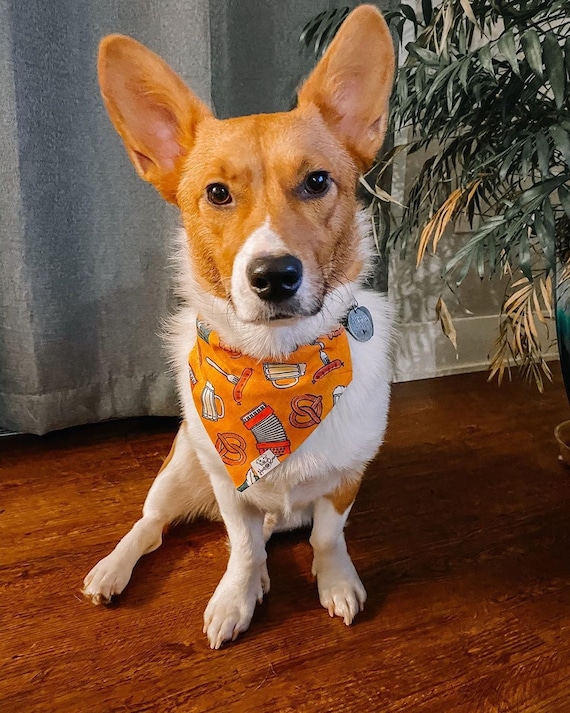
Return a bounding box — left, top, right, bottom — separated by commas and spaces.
203, 562, 270, 649
313, 557, 366, 626
82, 553, 133, 605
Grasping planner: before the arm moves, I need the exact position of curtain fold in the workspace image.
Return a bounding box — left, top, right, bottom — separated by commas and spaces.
0, 0, 212, 434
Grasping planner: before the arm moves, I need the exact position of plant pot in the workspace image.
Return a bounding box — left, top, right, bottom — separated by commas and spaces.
555, 259, 570, 405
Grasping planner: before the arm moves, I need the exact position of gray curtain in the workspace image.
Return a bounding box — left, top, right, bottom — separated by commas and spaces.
0, 0, 391, 435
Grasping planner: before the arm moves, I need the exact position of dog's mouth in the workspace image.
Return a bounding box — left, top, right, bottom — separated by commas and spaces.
267, 303, 322, 322
233, 298, 323, 325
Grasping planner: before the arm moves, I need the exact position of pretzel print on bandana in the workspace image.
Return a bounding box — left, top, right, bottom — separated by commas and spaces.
189, 319, 353, 491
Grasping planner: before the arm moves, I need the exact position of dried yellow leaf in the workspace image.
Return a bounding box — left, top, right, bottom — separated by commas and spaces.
540, 277, 553, 319
435, 296, 458, 350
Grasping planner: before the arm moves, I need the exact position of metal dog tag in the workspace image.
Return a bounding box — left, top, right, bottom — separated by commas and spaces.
345, 305, 374, 342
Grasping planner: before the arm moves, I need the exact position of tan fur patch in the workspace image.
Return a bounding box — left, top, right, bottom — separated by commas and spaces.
158, 429, 179, 474
326, 476, 363, 515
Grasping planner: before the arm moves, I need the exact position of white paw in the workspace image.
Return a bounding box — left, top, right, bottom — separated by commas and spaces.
203, 563, 270, 649
314, 558, 366, 626
82, 553, 133, 605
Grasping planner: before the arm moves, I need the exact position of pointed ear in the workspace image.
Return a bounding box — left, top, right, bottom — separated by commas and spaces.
298, 5, 395, 169
97, 35, 212, 203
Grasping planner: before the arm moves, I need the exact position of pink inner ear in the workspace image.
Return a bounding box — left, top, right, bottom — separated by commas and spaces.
332, 77, 367, 135
127, 102, 183, 173
368, 114, 386, 139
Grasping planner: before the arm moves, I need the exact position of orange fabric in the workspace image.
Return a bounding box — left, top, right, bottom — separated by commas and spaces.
189, 320, 353, 491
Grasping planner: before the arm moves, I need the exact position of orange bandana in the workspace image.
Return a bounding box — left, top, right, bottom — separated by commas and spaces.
189, 319, 353, 491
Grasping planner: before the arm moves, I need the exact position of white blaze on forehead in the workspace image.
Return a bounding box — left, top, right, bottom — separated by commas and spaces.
237, 219, 288, 260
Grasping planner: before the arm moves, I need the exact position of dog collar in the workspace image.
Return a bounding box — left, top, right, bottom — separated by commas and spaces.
188, 319, 353, 491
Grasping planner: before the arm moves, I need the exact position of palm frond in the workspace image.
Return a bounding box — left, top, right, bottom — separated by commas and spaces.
301, 0, 570, 390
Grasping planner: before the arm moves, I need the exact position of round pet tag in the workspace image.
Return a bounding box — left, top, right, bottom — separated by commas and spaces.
345, 305, 374, 342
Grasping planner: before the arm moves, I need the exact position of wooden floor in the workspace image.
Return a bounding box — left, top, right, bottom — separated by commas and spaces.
2, 368, 570, 712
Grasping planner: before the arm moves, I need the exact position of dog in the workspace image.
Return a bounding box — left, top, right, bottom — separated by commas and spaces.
82, 4, 395, 649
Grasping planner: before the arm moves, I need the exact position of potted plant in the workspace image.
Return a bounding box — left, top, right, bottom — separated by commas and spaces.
302, 0, 570, 394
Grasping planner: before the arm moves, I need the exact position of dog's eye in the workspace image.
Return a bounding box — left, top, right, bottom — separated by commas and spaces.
303, 171, 330, 197
206, 183, 232, 206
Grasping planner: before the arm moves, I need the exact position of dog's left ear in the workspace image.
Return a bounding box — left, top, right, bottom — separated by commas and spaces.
298, 5, 395, 169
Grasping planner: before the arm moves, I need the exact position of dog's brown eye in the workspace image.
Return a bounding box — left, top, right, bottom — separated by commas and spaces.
207, 183, 232, 206
303, 171, 330, 196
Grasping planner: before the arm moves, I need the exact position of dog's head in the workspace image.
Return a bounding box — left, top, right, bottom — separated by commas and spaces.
98, 5, 394, 325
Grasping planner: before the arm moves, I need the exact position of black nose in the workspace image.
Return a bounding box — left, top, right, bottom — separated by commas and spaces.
247, 255, 303, 302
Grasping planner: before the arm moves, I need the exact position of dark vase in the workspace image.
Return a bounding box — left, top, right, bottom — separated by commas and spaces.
555, 259, 570, 404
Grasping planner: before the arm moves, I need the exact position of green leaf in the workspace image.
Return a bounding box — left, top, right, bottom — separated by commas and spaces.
499, 143, 520, 182
459, 58, 471, 92
521, 136, 533, 178
518, 175, 570, 208
521, 29, 543, 79
447, 67, 459, 113
400, 4, 417, 24
445, 217, 505, 281
543, 193, 555, 234
543, 32, 565, 110
478, 45, 494, 76
549, 125, 570, 168
392, 17, 406, 46
422, 0, 433, 25
407, 44, 441, 66
534, 213, 551, 249
396, 69, 409, 105
314, 9, 344, 58
535, 132, 550, 178
540, 198, 555, 269
518, 231, 532, 281
425, 61, 459, 104
498, 29, 519, 76
534, 210, 554, 271
559, 185, 570, 219
454, 252, 474, 286
487, 232, 497, 275
476, 244, 486, 279
299, 10, 328, 48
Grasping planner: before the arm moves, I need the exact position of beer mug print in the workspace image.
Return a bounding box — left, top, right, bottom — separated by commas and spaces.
201, 380, 225, 421
332, 385, 346, 405
196, 319, 213, 344
263, 362, 306, 389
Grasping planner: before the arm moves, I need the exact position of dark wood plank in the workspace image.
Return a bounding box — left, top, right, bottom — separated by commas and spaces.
2, 367, 570, 712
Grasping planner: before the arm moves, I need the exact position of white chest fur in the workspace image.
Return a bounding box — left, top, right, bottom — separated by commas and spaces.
170, 285, 393, 517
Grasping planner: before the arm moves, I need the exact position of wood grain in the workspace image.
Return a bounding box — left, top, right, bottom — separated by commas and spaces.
2, 367, 570, 712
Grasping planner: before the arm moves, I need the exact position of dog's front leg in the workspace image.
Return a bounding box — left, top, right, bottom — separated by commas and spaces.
83, 421, 216, 604
310, 476, 366, 626
203, 477, 268, 649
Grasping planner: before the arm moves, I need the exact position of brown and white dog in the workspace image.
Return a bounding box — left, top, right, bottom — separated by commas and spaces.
83, 5, 395, 649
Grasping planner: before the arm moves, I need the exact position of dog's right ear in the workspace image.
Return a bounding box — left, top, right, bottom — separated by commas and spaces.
98, 35, 212, 204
